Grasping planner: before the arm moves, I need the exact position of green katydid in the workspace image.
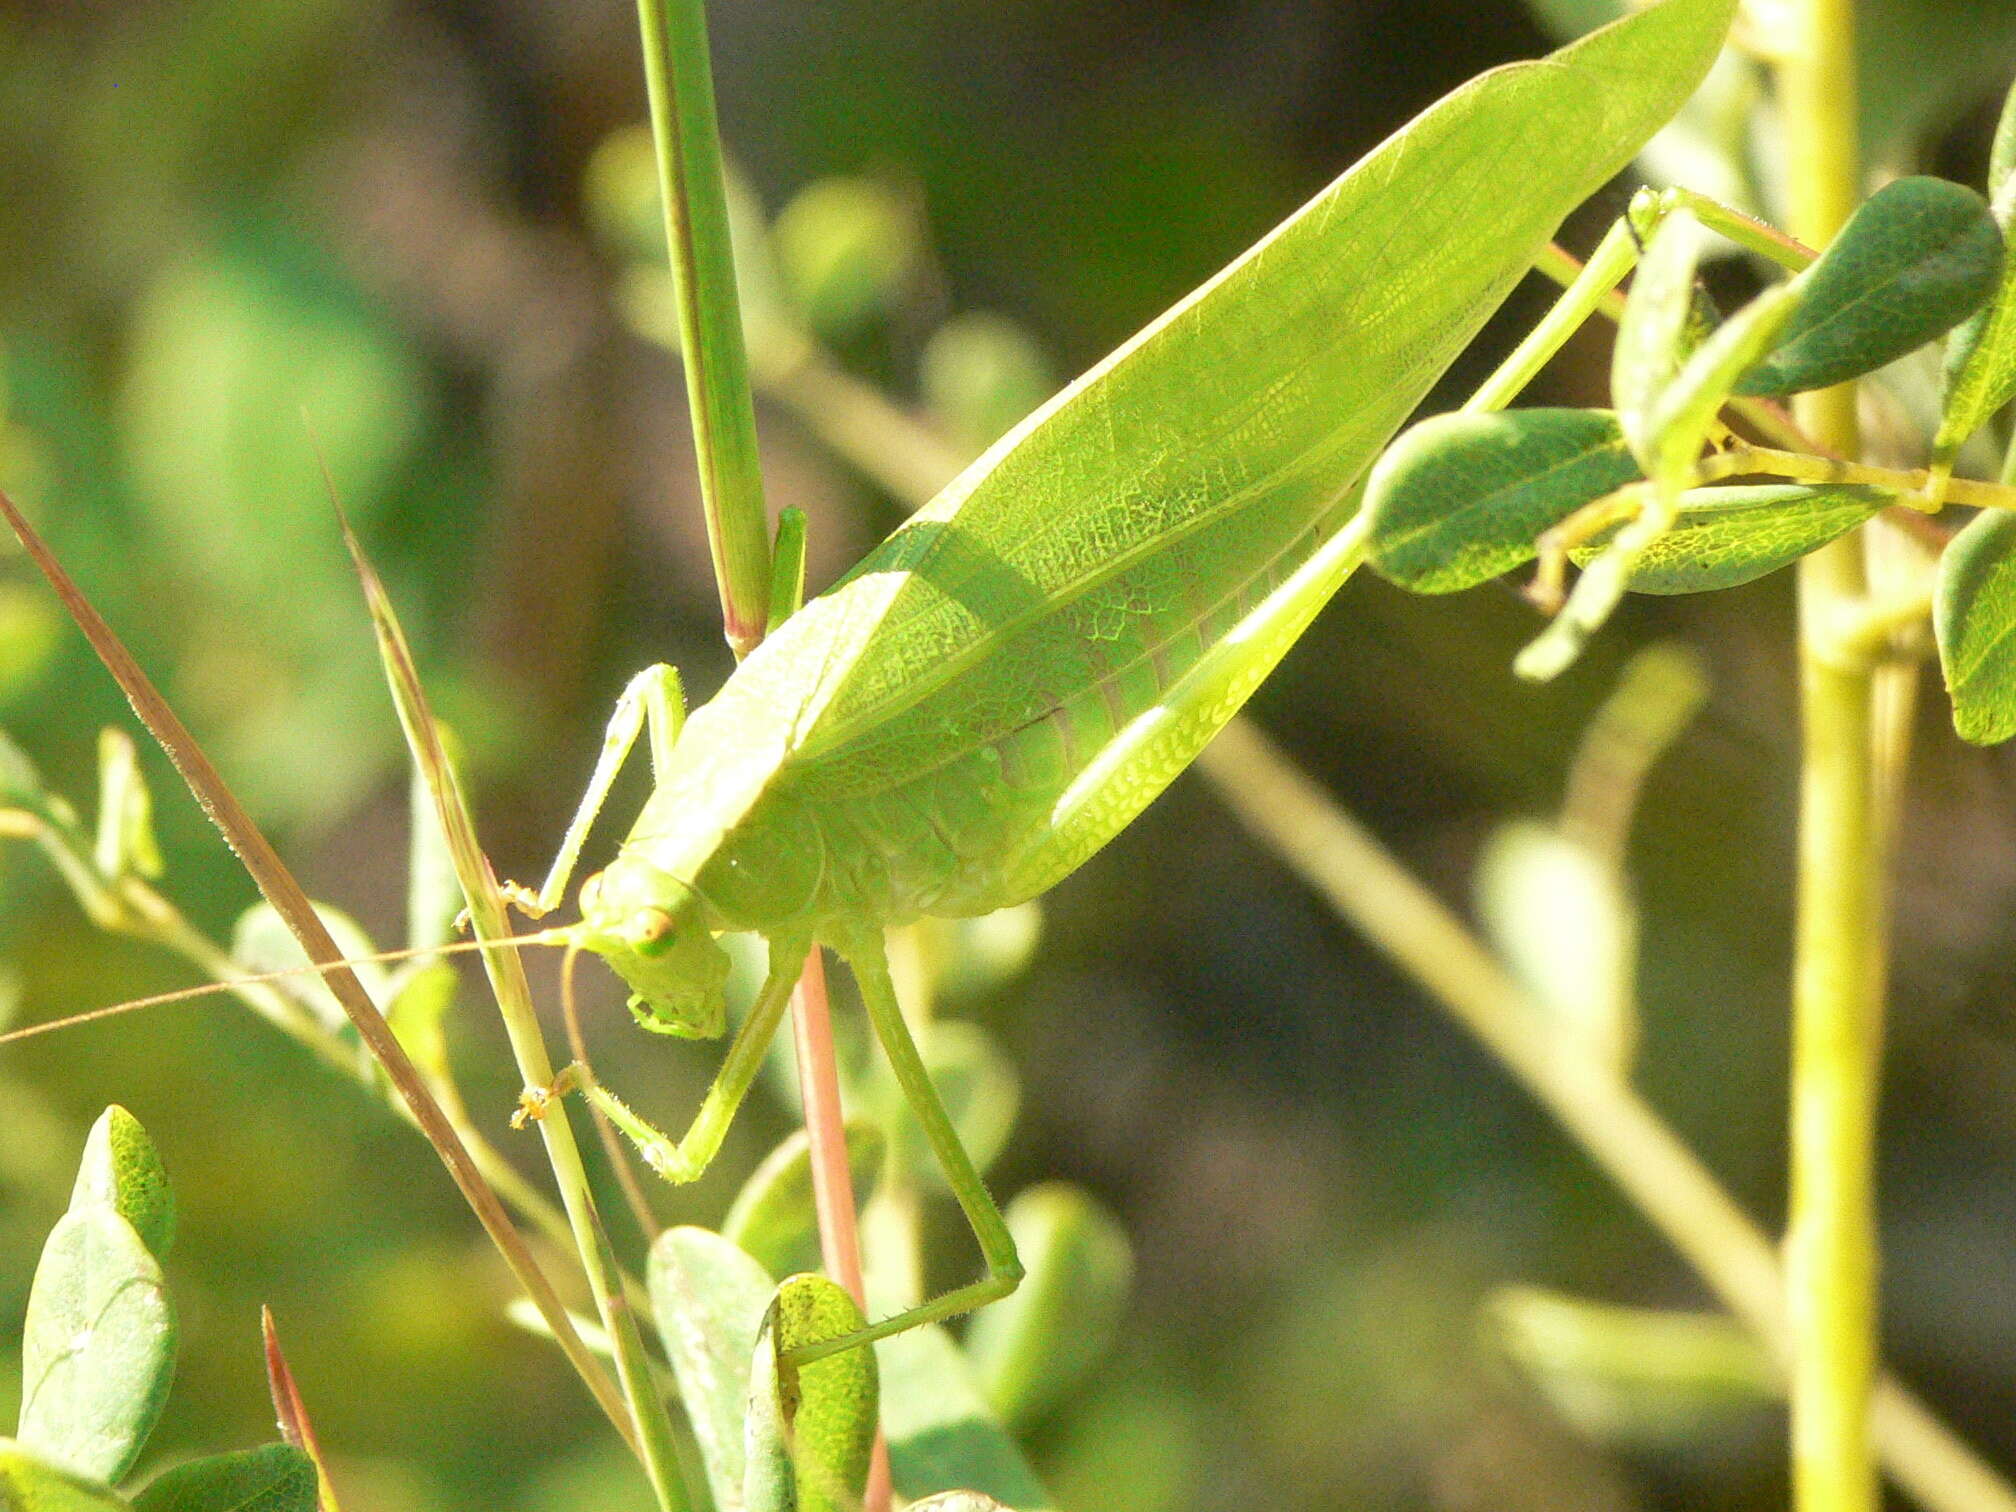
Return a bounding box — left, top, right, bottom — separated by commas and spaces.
495, 0, 1738, 1364
0, 0, 1737, 1371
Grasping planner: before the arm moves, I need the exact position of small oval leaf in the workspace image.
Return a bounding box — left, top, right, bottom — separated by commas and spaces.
1365, 409, 1641, 592
69, 1107, 176, 1260
132, 1445, 317, 1512
1936, 509, 2016, 745
1737, 177, 2005, 396
19, 1208, 177, 1485
721, 1123, 886, 1281
1613, 209, 1706, 466
0, 1441, 135, 1511
744, 1277, 878, 1512
964, 1184, 1134, 1431
649, 1227, 775, 1512
1573, 484, 1887, 593
1935, 174, 2016, 465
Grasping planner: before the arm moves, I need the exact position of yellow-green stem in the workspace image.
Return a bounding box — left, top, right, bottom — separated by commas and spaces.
1781, 3, 1884, 1510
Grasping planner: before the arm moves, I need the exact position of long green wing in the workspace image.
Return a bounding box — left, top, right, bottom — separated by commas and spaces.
635, 0, 1735, 916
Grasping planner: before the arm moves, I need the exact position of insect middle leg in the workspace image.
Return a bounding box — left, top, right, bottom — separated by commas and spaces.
530, 935, 804, 1182
511, 664, 687, 917
784, 927, 1024, 1367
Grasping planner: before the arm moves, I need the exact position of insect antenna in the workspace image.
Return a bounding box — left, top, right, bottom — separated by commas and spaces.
0, 929, 575, 1047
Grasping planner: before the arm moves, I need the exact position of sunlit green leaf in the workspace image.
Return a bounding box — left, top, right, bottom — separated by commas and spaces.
1936, 509, 2016, 744
19, 1208, 176, 1485
131, 1445, 317, 1512
0, 1441, 133, 1511
68, 1107, 175, 1261
1365, 409, 1641, 593
881, 1325, 1050, 1511
722, 1123, 885, 1281
1614, 210, 1706, 469
649, 1227, 774, 1511
964, 1185, 1134, 1431
1738, 177, 2004, 397
743, 1277, 877, 1512
1487, 1286, 1776, 1448
1935, 169, 2016, 467
1576, 484, 1887, 594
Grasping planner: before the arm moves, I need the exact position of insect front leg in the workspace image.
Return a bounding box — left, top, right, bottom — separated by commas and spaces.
518, 935, 803, 1182
510, 664, 687, 918
785, 927, 1024, 1368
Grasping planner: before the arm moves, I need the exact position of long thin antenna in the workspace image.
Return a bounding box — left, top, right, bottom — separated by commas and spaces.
0, 929, 575, 1047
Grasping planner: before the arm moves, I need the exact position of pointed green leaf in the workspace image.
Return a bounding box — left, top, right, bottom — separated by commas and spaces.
743, 1277, 877, 1512
964, 1185, 1134, 1431
882, 1326, 1051, 1512
1614, 210, 1705, 468
1935, 174, 2016, 466
1475, 822, 1637, 1072
649, 1227, 775, 1511
721, 1124, 885, 1282
1575, 484, 1887, 593
0, 1441, 134, 1511
69, 1108, 175, 1261
19, 1209, 176, 1485
1639, 280, 1799, 488
132, 1445, 317, 1512
1936, 509, 2016, 745
1738, 177, 2004, 397
1364, 409, 1641, 592
1487, 1286, 1775, 1447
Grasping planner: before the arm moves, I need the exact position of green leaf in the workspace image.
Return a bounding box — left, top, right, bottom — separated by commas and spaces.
93, 729, 162, 883
964, 1185, 1134, 1431
773, 178, 921, 341
1936, 509, 2016, 745
1365, 409, 1641, 593
743, 1278, 878, 1512
229, 901, 388, 1040
921, 316, 1055, 453
1935, 173, 2016, 466
1638, 280, 1799, 488
1486, 1286, 1775, 1448
909, 1023, 1020, 1190
1576, 484, 1888, 593
0, 1441, 134, 1511
68, 1108, 175, 1260
721, 1124, 885, 1282
1613, 210, 1706, 470
882, 1326, 1050, 1512
131, 1445, 317, 1512
1737, 177, 2005, 397
18, 1208, 176, 1485
649, 1227, 775, 1512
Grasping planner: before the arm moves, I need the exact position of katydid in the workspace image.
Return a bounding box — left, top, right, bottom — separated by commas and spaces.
501, 0, 1737, 1364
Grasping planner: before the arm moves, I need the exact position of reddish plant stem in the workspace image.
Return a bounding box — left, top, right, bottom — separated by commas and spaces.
790, 946, 892, 1512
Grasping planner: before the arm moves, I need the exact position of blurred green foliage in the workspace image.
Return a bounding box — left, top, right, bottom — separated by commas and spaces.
3, 2, 2016, 1511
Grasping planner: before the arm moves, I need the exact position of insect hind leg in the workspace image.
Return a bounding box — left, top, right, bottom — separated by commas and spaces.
787, 929, 1024, 1368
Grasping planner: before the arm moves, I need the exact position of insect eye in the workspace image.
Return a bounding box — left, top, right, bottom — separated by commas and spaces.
630, 908, 677, 956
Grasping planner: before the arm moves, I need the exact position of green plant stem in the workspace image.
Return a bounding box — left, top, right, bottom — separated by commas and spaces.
1780, 1, 1884, 1509
1196, 720, 2015, 1512
1697, 447, 2016, 511
636, 0, 772, 655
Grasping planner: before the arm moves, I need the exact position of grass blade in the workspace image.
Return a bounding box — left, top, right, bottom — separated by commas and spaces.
0, 485, 638, 1452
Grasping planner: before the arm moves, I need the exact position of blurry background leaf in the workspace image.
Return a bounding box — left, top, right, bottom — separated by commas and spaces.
722, 1123, 885, 1281
920, 316, 1056, 453
649, 1227, 774, 1511
0, 1441, 134, 1511
964, 1184, 1134, 1432
773, 178, 924, 342
879, 1325, 1051, 1512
